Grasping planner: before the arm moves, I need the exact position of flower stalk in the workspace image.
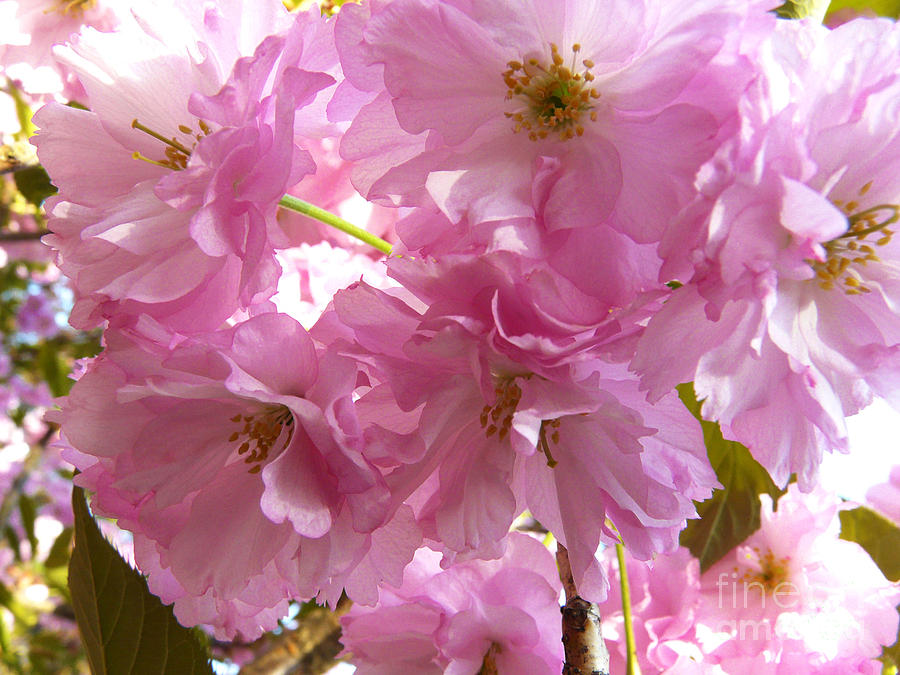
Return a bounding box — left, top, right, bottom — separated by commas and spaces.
616, 543, 642, 675
278, 195, 393, 256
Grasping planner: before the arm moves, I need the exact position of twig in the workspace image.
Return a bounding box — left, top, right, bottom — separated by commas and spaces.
556, 544, 610, 675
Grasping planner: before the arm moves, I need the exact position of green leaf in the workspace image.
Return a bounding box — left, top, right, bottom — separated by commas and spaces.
6, 83, 36, 141
677, 383, 786, 572
773, 0, 830, 19
825, 0, 900, 20
18, 494, 38, 555
68, 485, 215, 675
839, 506, 900, 582
44, 526, 73, 568
4, 525, 21, 562
37, 341, 73, 398
13, 165, 57, 207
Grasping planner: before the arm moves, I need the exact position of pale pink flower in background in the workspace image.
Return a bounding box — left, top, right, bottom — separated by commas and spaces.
699, 485, 900, 671
341, 533, 564, 674
337, 0, 770, 242
0, 0, 123, 100
597, 486, 899, 673
16, 292, 60, 338
33, 3, 337, 332
597, 547, 705, 674
634, 18, 900, 488
272, 241, 395, 329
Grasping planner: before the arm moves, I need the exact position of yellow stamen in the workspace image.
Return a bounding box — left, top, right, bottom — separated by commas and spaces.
46, 0, 95, 17
810, 190, 897, 295
229, 405, 294, 474
502, 42, 599, 142
131, 151, 172, 169
131, 119, 192, 156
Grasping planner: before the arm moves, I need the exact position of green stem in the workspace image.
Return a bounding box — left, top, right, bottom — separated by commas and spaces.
616, 543, 642, 675
277, 195, 393, 256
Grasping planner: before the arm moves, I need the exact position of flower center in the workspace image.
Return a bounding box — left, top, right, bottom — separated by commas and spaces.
47, 0, 95, 16
479, 376, 560, 467
480, 378, 522, 441
502, 43, 599, 142
130, 118, 212, 171
478, 643, 502, 675
740, 546, 791, 593
811, 182, 897, 295
228, 405, 294, 474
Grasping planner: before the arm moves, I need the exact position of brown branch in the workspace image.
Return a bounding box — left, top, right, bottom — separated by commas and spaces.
0, 230, 48, 242
556, 544, 610, 675
239, 597, 351, 675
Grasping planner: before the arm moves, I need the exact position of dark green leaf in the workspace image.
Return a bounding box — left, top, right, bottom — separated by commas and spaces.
839, 506, 900, 582
18, 494, 38, 554
773, 0, 830, 19
38, 341, 73, 398
68, 485, 215, 675
44, 526, 73, 568
4, 525, 21, 562
825, 0, 900, 20
677, 383, 786, 572
13, 165, 57, 207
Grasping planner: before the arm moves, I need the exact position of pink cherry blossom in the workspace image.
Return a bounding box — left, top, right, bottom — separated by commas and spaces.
53, 312, 397, 638
341, 533, 564, 674
336, 0, 770, 242
314, 278, 716, 602
634, 18, 900, 488
33, 4, 337, 332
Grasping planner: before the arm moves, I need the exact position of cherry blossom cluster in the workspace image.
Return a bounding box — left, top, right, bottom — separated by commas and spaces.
595, 485, 900, 673
16, 0, 900, 664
